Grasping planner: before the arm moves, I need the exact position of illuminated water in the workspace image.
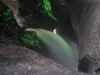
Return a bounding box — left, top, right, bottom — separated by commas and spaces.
26, 28, 79, 71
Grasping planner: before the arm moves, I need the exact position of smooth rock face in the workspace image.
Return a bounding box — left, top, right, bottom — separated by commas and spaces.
0, 44, 97, 75
71, 0, 100, 73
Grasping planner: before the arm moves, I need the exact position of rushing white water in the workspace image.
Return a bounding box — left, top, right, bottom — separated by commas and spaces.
26, 28, 79, 71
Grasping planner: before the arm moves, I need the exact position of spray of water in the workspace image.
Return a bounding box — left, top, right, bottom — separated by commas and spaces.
26, 28, 79, 71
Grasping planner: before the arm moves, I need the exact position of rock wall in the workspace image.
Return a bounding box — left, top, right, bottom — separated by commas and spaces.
71, 0, 100, 73
1, 0, 58, 31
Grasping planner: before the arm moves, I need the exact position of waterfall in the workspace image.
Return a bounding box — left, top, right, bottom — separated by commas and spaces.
26, 28, 79, 71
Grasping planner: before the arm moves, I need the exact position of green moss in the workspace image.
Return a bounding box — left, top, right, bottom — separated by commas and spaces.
43, 0, 57, 20
37, 0, 57, 21
0, 1, 40, 48
43, 0, 51, 13
21, 31, 40, 47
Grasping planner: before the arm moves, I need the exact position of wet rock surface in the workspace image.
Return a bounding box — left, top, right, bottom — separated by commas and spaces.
71, 0, 100, 73
0, 44, 98, 75
0, 0, 100, 74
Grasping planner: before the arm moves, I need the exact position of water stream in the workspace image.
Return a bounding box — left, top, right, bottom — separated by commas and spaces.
26, 28, 79, 71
